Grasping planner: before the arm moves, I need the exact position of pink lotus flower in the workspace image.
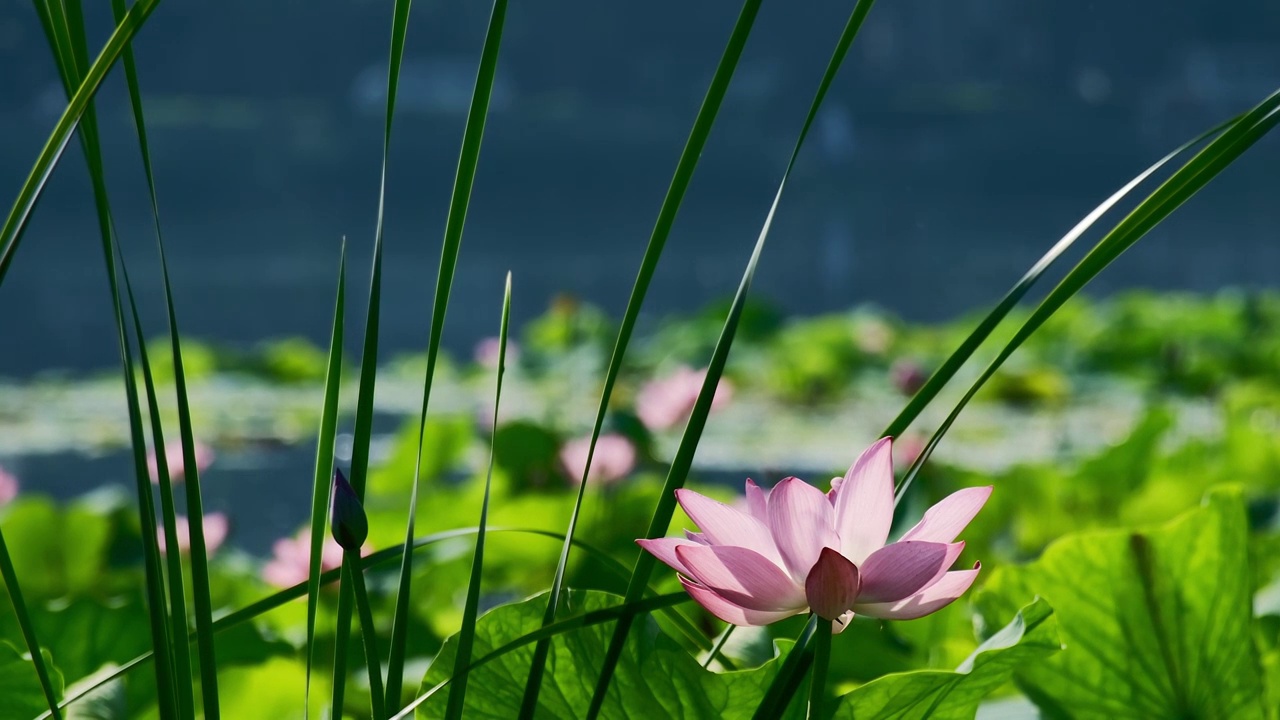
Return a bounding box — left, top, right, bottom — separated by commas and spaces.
638, 438, 990, 632
262, 529, 354, 588
0, 466, 19, 506
147, 439, 215, 484
560, 433, 636, 485
890, 359, 929, 396
475, 337, 520, 369
158, 513, 229, 556
636, 366, 734, 431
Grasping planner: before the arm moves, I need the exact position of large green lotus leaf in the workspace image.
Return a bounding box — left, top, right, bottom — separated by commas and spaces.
0, 595, 150, 687
0, 497, 113, 597
975, 488, 1265, 719
215, 657, 327, 719
417, 590, 786, 719
0, 642, 63, 720
830, 598, 1058, 719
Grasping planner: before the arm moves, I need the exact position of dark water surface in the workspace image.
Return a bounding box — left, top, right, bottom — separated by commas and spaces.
2, 0, 1278, 376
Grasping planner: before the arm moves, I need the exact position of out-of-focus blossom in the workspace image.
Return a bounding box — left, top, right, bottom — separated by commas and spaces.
890, 359, 929, 397
158, 513, 229, 556
0, 466, 19, 506
148, 439, 215, 484
475, 337, 519, 369
853, 319, 894, 356
560, 433, 636, 486
262, 529, 354, 588
636, 366, 734, 431
638, 438, 990, 632
893, 433, 928, 470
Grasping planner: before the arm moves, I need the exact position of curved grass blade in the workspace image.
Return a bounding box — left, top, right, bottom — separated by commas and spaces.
446, 273, 511, 718
364, 0, 415, 710
0, 0, 161, 290
301, 245, 346, 716
584, 3, 878, 714
105, 232, 179, 719
520, 0, 770, 711
880, 117, 1237, 442
44, 527, 660, 718
752, 615, 819, 720
0, 527, 62, 718
109, 0, 221, 711
119, 254, 198, 719
27, 3, 180, 713
391, 592, 690, 720
894, 89, 1280, 503
384, 0, 509, 709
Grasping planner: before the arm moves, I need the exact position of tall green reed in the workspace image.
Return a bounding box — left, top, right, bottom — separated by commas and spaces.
4, 2, 1279, 719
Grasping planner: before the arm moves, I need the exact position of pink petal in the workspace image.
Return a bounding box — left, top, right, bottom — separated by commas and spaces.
675, 545, 806, 613
898, 486, 993, 544
202, 513, 230, 555
855, 565, 981, 620
676, 489, 780, 563
680, 577, 798, 627
636, 537, 702, 576
834, 437, 896, 564
744, 479, 769, 523
805, 547, 861, 621
857, 541, 961, 604
832, 609, 855, 635
767, 477, 838, 582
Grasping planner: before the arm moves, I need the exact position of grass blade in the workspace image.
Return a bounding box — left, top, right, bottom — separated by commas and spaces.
45, 527, 660, 718
880, 117, 1237, 442
384, 0, 509, 708
118, 254, 198, 719
446, 273, 512, 718
0, 0, 161, 289
342, 0, 415, 710
0, 527, 62, 718
521, 0, 771, 711
583, 3, 878, 714
303, 245, 346, 717
108, 0, 221, 711
26, 2, 180, 713
893, 90, 1280, 503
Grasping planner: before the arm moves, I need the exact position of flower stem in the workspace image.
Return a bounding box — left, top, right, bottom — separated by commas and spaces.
752, 614, 818, 719
702, 625, 736, 669
807, 620, 832, 719
345, 553, 386, 719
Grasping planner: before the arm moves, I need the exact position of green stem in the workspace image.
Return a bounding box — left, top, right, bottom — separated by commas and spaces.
702, 625, 736, 670
807, 621, 832, 719
346, 554, 386, 720
753, 615, 818, 720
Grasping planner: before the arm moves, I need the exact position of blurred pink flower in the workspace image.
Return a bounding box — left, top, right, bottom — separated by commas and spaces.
638, 438, 990, 632
474, 337, 519, 369
158, 513, 229, 556
636, 366, 734, 431
893, 433, 928, 470
853, 319, 893, 356
148, 439, 215, 484
890, 359, 929, 396
262, 529, 367, 588
560, 433, 637, 486
0, 466, 19, 506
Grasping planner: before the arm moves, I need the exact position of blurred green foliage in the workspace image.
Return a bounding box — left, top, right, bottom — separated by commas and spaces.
4, 289, 1280, 716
